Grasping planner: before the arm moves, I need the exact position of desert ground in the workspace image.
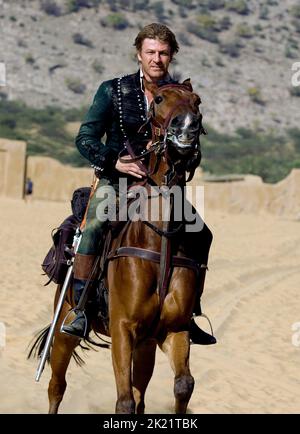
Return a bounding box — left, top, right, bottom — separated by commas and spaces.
0, 183, 300, 414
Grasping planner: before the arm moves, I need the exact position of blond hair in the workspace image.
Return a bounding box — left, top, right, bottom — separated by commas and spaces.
134, 23, 179, 58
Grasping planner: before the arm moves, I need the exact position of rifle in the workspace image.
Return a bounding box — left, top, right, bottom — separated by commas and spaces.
35, 227, 82, 382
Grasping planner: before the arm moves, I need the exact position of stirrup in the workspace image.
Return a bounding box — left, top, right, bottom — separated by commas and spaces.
60, 308, 88, 339
190, 312, 216, 345
194, 312, 215, 335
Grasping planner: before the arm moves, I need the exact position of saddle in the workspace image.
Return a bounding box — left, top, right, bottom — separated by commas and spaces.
93, 195, 206, 331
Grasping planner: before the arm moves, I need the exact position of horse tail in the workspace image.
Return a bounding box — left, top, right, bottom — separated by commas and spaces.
27, 325, 110, 367
27, 324, 51, 361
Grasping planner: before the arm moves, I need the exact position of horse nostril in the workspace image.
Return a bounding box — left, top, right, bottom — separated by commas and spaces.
178, 133, 187, 141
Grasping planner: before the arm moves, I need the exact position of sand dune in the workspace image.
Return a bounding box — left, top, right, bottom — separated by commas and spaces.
0, 190, 300, 413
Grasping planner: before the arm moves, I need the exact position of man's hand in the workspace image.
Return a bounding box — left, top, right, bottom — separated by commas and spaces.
115, 155, 147, 179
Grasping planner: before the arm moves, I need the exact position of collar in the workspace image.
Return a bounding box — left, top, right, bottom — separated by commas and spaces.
139, 68, 173, 91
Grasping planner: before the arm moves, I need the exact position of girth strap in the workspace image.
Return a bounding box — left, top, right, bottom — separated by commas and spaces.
107, 246, 206, 276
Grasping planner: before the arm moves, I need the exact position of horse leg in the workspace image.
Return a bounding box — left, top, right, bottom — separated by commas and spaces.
132, 338, 157, 414
159, 331, 194, 414
111, 325, 136, 414
48, 289, 80, 414
48, 330, 79, 414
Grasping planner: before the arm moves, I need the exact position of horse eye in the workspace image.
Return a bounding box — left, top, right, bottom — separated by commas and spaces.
154, 95, 163, 104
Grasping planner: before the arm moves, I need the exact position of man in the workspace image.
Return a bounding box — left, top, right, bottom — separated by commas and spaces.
25, 177, 33, 202
61, 23, 216, 345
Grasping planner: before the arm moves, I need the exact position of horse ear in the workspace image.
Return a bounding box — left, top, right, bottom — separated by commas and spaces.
143, 81, 157, 94
193, 93, 201, 106
182, 78, 193, 91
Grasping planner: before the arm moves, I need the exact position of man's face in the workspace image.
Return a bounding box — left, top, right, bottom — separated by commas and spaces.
137, 38, 172, 82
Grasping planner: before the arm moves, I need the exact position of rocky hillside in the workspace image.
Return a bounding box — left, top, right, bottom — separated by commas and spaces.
0, 0, 300, 134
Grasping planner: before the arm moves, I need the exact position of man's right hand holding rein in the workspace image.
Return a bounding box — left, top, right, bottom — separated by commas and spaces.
115, 155, 147, 179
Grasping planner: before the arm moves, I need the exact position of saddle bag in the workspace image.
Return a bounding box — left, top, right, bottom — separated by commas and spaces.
41, 187, 91, 285
41, 215, 78, 285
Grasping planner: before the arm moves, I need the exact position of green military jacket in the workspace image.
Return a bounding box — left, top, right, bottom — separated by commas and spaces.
76, 70, 177, 178
76, 71, 151, 176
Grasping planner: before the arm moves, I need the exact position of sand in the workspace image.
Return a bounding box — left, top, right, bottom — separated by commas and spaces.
0, 195, 300, 414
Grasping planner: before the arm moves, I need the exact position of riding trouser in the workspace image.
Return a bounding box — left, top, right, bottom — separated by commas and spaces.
78, 177, 118, 255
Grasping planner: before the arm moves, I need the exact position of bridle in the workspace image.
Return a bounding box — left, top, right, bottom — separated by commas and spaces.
148, 83, 207, 138
150, 84, 198, 138
118, 83, 206, 185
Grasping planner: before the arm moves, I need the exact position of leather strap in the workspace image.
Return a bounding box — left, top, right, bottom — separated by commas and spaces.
143, 220, 183, 238
107, 246, 205, 275
124, 140, 149, 175
158, 218, 172, 308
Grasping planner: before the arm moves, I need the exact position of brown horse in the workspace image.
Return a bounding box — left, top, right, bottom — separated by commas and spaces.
31, 80, 210, 414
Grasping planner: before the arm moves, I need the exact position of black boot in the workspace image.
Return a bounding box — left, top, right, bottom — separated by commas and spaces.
61, 253, 97, 338
190, 290, 217, 345
61, 310, 88, 339
189, 318, 217, 345
61, 279, 89, 339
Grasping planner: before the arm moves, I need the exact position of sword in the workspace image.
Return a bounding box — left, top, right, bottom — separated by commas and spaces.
35, 227, 82, 382
35, 175, 99, 382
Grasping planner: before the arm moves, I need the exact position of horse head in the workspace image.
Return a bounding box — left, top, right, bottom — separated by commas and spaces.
120, 79, 205, 184
145, 79, 206, 184
148, 79, 204, 156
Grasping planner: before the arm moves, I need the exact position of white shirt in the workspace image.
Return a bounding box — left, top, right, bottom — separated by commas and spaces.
139, 68, 171, 111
